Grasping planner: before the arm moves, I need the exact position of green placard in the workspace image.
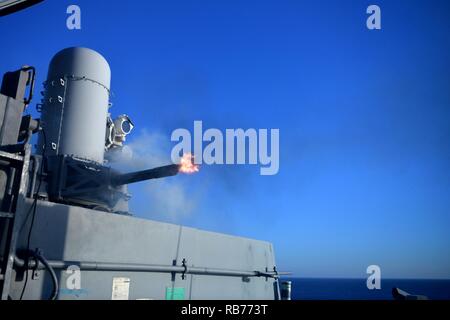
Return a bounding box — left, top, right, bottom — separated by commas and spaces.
165, 287, 185, 300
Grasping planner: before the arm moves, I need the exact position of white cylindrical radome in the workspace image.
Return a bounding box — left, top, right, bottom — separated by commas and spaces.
39, 47, 111, 163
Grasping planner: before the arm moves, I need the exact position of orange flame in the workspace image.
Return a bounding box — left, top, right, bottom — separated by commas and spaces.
179, 153, 200, 174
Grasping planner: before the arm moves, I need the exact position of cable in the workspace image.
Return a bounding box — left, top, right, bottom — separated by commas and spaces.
34, 250, 58, 300
19, 129, 46, 300
18, 249, 58, 300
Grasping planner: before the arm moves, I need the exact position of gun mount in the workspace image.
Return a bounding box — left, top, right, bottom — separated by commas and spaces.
45, 155, 181, 213
0, 46, 281, 301
0, 47, 191, 215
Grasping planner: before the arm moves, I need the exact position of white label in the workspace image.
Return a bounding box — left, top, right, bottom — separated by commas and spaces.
111, 277, 130, 300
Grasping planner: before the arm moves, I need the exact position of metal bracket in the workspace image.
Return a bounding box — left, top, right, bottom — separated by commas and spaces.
31, 268, 40, 280
273, 266, 279, 278
30, 249, 44, 280
181, 258, 187, 280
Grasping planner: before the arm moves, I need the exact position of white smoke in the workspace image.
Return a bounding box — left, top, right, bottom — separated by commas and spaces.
107, 129, 197, 220
108, 129, 171, 170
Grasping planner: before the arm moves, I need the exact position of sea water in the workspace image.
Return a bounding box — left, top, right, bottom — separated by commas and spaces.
282, 278, 450, 300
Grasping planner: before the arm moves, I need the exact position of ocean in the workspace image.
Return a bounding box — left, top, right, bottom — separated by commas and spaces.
282, 278, 450, 300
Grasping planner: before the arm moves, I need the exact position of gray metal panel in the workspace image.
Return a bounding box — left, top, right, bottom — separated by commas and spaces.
18, 200, 180, 264
188, 276, 275, 300
11, 200, 277, 300
0, 94, 23, 145
175, 228, 276, 300
178, 227, 275, 270
0, 94, 24, 207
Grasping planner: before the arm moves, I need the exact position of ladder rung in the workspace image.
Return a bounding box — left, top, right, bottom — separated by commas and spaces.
0, 150, 24, 162
0, 212, 13, 218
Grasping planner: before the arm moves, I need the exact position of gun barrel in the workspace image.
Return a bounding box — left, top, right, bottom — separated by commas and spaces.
112, 164, 180, 186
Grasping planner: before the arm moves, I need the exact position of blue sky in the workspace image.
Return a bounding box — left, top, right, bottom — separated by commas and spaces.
1, 0, 449, 278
